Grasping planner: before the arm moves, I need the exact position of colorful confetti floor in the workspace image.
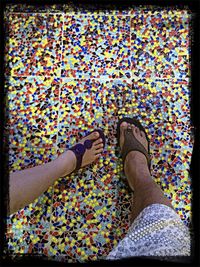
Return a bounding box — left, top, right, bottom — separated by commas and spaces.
4, 4, 194, 262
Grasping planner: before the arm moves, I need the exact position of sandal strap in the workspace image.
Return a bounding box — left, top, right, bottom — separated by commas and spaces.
68, 129, 106, 173
69, 139, 93, 172
122, 128, 151, 170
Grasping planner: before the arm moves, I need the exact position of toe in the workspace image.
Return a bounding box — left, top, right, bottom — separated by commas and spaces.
94, 154, 101, 160
94, 142, 104, 149
120, 121, 127, 137
95, 147, 104, 154
91, 131, 100, 139
120, 121, 127, 148
132, 125, 137, 135
127, 123, 132, 131
120, 121, 127, 131
85, 131, 99, 141
140, 130, 145, 138
93, 138, 103, 146
135, 126, 139, 134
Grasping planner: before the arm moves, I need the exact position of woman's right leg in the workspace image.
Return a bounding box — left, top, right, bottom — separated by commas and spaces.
119, 122, 173, 223
107, 121, 190, 260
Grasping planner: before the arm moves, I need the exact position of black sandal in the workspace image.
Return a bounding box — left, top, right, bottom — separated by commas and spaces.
61, 129, 106, 177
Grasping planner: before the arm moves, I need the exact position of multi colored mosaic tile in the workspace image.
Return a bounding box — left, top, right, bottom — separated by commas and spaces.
131, 9, 190, 80
8, 146, 57, 173
4, 4, 193, 262
131, 79, 167, 152
4, 3, 131, 15
5, 13, 63, 77
57, 78, 133, 147
51, 177, 118, 233
61, 15, 131, 79
161, 80, 191, 124
5, 76, 60, 148
47, 230, 119, 262
62, 3, 131, 15
151, 148, 192, 227
6, 227, 51, 257
156, 79, 194, 151
4, 4, 64, 13
50, 146, 119, 234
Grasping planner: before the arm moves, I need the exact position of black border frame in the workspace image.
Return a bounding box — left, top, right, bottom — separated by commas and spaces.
0, 0, 199, 266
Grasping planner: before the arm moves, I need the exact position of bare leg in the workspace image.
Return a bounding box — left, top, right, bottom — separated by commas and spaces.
9, 131, 104, 215
120, 122, 173, 223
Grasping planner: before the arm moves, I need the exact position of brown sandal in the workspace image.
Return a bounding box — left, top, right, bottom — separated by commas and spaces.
117, 117, 151, 171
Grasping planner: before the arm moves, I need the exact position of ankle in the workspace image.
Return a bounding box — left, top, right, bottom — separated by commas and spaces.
57, 150, 76, 177
124, 151, 149, 174
124, 151, 151, 189
126, 151, 147, 163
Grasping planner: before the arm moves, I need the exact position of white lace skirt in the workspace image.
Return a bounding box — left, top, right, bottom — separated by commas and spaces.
107, 204, 191, 259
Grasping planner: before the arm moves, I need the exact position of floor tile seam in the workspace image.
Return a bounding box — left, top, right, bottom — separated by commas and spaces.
60, 77, 133, 81
6, 12, 131, 17
132, 77, 190, 82
129, 12, 133, 84
58, 14, 131, 17
6, 11, 190, 17
5, 76, 190, 82
8, 76, 190, 83
129, 13, 190, 18
151, 147, 193, 153
44, 134, 57, 232
7, 68, 187, 81
49, 11, 71, 232
5, 76, 133, 80
6, 12, 65, 15
62, 13, 190, 18
54, 13, 64, 156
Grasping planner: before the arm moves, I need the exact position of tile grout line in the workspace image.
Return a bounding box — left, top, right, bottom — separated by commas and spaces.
4, 76, 190, 82
6, 12, 190, 18
48, 13, 65, 237
7, 12, 132, 16
55, 12, 64, 147
7, 12, 65, 15
130, 15, 132, 82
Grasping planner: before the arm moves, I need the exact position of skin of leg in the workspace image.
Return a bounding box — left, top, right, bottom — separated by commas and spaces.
120, 122, 173, 223
9, 131, 104, 215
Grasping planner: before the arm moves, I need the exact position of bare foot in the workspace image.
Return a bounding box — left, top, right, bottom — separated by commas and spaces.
61, 131, 104, 176
78, 131, 104, 167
